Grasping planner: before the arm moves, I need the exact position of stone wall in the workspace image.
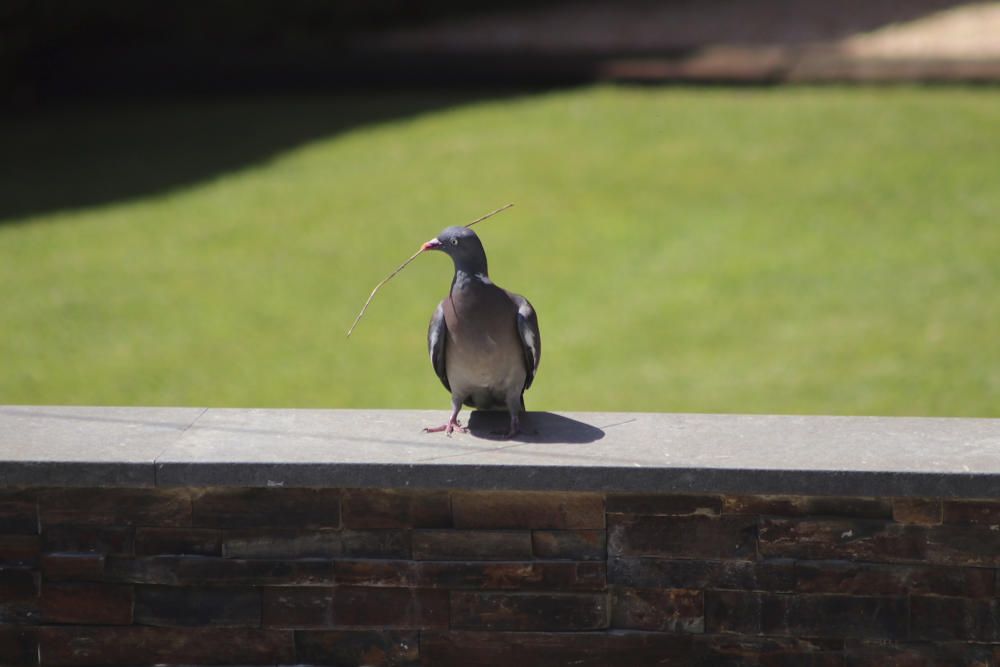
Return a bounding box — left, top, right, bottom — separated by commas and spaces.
3, 486, 999, 666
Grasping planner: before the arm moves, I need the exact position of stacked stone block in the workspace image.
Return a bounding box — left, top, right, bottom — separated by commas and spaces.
2, 487, 999, 665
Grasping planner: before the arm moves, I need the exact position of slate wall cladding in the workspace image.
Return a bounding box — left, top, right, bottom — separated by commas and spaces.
2, 488, 1000, 665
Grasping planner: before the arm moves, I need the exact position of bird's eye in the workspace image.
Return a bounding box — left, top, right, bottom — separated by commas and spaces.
450, 238, 459, 246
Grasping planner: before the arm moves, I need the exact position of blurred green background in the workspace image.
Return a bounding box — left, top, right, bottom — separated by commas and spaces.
2, 85, 998, 416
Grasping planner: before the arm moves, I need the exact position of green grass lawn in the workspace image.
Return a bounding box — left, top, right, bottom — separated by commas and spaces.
1, 85, 998, 416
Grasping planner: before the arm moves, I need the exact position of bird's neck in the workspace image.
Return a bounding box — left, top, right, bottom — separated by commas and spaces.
451, 254, 489, 281
451, 266, 492, 293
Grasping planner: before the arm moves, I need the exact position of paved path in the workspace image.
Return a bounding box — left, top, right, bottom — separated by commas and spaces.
359, 1, 1000, 82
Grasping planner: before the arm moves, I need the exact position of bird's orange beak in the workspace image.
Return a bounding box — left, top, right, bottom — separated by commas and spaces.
421, 238, 442, 251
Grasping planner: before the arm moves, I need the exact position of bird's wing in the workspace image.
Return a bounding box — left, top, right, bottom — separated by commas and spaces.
427, 299, 450, 392
506, 291, 541, 390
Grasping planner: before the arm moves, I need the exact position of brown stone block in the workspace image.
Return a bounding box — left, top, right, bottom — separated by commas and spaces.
341, 530, 412, 559
134, 585, 260, 627
795, 560, 994, 597
532, 529, 605, 560
40, 553, 106, 581
607, 494, 722, 516
414, 561, 605, 591
0, 626, 36, 666
452, 491, 604, 529
263, 586, 448, 629
335, 586, 449, 630
759, 518, 926, 563
412, 530, 532, 561
224, 528, 409, 559
706, 590, 907, 639
39, 488, 190, 527
612, 587, 703, 632
803, 595, 908, 639
910, 596, 1000, 642
135, 527, 222, 556
223, 528, 341, 559
724, 495, 892, 519
419, 630, 514, 667
185, 556, 336, 586
192, 487, 340, 529
296, 630, 419, 666
342, 489, 451, 529
420, 631, 693, 667
705, 589, 764, 635
416, 561, 531, 591
36, 626, 295, 666
926, 524, 1000, 566
104, 556, 177, 585
609, 557, 795, 592
943, 500, 1000, 526
0, 497, 38, 535
0, 535, 39, 566
696, 636, 844, 667
893, 499, 942, 525
105, 555, 339, 586
845, 639, 992, 667
601, 632, 694, 665
608, 514, 756, 560
0, 489, 36, 501
450, 591, 608, 631
332, 559, 415, 588
40, 582, 132, 624
0, 599, 38, 624
0, 569, 37, 601
262, 587, 334, 628
42, 525, 133, 555
575, 562, 607, 590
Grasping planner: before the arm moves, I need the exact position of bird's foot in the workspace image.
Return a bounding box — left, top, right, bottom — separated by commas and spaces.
423, 419, 467, 436
488, 414, 524, 439
502, 415, 521, 440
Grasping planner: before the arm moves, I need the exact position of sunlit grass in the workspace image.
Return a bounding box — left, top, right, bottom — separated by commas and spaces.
1, 85, 998, 416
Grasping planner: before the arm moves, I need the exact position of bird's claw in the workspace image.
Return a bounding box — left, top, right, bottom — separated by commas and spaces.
424, 420, 467, 435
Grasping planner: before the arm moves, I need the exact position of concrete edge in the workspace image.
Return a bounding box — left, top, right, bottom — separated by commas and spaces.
4, 407, 1000, 496
150, 461, 1000, 498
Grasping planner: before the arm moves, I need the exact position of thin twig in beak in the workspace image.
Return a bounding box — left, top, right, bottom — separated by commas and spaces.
346, 203, 515, 337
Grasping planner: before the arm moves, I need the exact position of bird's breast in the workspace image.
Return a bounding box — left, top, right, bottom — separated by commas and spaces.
443, 284, 524, 391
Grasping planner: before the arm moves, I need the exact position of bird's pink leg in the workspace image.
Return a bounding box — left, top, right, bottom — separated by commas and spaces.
424, 398, 467, 435
423, 418, 463, 434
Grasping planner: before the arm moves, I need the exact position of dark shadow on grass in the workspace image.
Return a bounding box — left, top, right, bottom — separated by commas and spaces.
366, 0, 985, 49
3, 0, 983, 224
0, 89, 531, 225
468, 410, 605, 444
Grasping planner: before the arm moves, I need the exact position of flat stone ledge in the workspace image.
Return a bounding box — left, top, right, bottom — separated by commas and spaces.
1, 406, 999, 496
0, 406, 206, 486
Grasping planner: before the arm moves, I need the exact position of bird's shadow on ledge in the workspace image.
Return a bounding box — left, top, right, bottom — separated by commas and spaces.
467, 411, 604, 444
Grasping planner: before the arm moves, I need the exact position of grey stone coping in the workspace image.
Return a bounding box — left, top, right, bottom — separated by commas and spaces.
1, 405, 999, 497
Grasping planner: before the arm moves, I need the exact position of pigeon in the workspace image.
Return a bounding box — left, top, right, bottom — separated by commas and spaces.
420, 226, 540, 438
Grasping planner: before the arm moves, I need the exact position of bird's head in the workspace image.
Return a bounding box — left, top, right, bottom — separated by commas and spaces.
421, 226, 488, 275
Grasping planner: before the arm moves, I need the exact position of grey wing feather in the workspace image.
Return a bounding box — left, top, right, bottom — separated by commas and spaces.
506, 291, 541, 390
427, 300, 450, 392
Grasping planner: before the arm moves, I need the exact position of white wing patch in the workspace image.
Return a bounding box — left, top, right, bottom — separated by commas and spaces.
522, 329, 539, 371
516, 302, 539, 370
428, 327, 440, 363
